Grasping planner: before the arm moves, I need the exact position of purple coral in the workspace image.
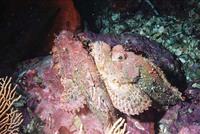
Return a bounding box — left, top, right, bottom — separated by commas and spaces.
159, 80, 200, 134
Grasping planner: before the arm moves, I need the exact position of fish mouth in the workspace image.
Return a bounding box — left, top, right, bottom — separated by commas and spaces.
84, 41, 94, 53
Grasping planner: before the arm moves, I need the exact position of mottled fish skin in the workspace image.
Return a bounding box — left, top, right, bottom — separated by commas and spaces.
89, 41, 152, 115
52, 31, 116, 126
110, 45, 184, 105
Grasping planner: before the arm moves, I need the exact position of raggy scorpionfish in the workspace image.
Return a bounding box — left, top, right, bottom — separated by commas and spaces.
52, 30, 184, 131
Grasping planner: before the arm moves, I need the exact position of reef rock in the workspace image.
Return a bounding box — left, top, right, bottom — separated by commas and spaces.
16, 31, 185, 133
159, 80, 200, 134
17, 56, 104, 133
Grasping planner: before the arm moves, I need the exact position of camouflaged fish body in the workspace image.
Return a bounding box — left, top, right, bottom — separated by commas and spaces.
110, 44, 184, 105
89, 41, 184, 114
53, 31, 183, 121
90, 41, 152, 115
52, 31, 115, 125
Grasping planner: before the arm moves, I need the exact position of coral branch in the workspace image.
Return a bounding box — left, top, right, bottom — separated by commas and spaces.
0, 77, 23, 134
106, 117, 129, 134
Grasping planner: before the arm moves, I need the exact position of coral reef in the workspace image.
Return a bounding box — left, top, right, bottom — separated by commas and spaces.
0, 77, 23, 134
1, 1, 199, 133
159, 80, 200, 134
16, 31, 186, 133
17, 56, 105, 133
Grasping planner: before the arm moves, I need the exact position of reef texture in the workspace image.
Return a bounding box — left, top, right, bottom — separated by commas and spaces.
17, 56, 104, 133
17, 31, 185, 133
159, 80, 200, 134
